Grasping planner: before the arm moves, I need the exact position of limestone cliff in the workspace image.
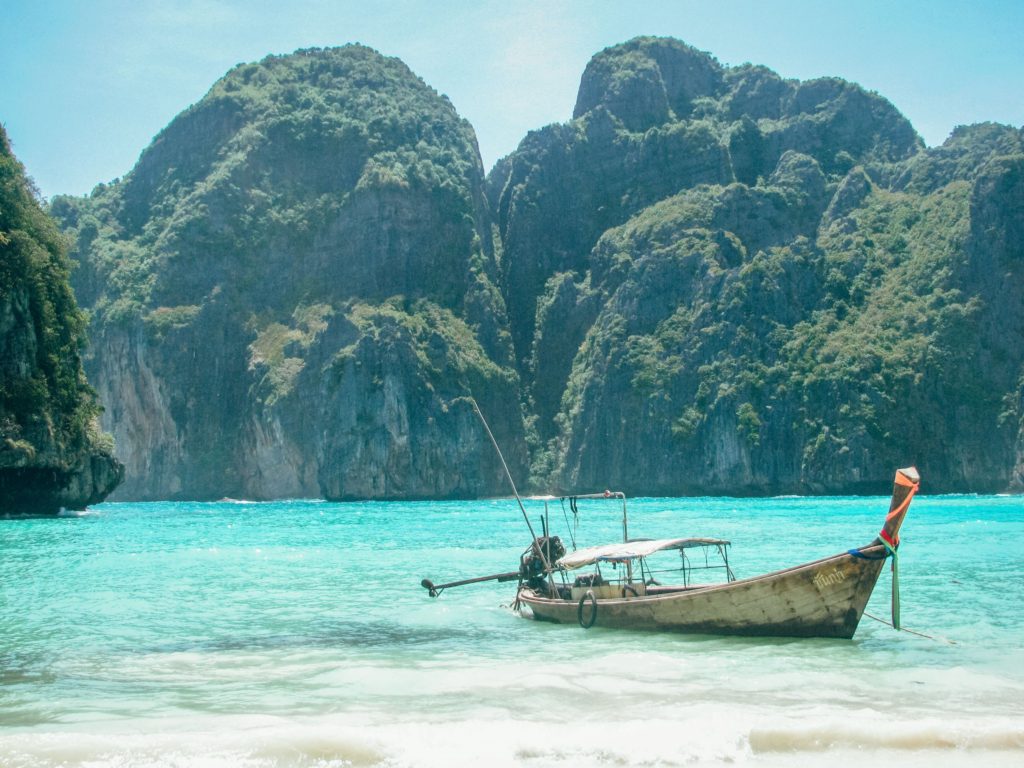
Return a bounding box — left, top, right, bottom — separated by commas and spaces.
0, 126, 123, 513
489, 37, 922, 446
56, 46, 525, 500
490, 37, 1023, 494
57, 37, 1024, 499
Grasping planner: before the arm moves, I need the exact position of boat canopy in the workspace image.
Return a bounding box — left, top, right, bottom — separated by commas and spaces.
556, 537, 730, 570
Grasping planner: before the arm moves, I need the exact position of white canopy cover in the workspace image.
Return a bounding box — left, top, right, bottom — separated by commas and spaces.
556, 537, 730, 570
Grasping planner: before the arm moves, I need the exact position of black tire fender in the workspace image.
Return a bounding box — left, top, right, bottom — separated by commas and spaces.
577, 589, 598, 629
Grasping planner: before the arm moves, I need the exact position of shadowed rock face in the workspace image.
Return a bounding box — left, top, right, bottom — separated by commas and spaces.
0, 127, 123, 513
56, 45, 525, 501
57, 37, 1024, 500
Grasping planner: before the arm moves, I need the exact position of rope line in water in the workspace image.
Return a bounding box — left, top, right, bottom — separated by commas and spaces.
863, 611, 957, 645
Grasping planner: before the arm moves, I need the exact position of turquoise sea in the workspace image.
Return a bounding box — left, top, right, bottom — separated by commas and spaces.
1, 492, 1022, 767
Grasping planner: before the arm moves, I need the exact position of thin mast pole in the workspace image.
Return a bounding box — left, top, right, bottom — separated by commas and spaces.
622, 495, 628, 542
470, 398, 551, 571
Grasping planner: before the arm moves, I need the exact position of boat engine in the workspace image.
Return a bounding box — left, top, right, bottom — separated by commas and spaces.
520, 536, 565, 591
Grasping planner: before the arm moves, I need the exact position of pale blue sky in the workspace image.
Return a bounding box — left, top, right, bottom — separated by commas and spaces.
3, 0, 1022, 199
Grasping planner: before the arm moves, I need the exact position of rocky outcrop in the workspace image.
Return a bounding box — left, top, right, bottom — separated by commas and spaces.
56, 37, 1024, 499
533, 142, 1024, 493
489, 37, 922, 449
0, 126, 122, 513
58, 45, 525, 501
490, 37, 1022, 495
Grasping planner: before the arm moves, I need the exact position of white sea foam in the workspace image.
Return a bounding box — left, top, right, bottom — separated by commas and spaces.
2, 711, 1023, 768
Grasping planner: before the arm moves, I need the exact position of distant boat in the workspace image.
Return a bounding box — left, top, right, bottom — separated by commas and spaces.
424, 467, 919, 639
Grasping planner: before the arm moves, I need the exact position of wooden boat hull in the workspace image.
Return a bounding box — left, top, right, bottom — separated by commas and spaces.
518, 543, 889, 639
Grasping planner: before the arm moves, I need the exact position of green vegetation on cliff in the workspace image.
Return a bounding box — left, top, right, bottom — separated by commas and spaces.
491, 37, 1023, 494
57, 45, 496, 324
0, 126, 122, 512
491, 38, 921, 369
55, 45, 523, 501
55, 36, 1024, 500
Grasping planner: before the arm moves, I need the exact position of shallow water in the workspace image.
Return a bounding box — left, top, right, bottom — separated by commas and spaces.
1, 493, 1022, 766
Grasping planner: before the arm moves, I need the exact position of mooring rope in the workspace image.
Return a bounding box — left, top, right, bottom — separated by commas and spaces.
863, 611, 957, 645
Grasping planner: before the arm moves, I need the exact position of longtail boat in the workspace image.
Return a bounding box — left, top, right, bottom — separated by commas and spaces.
518, 468, 918, 638
423, 467, 920, 639
421, 402, 919, 639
